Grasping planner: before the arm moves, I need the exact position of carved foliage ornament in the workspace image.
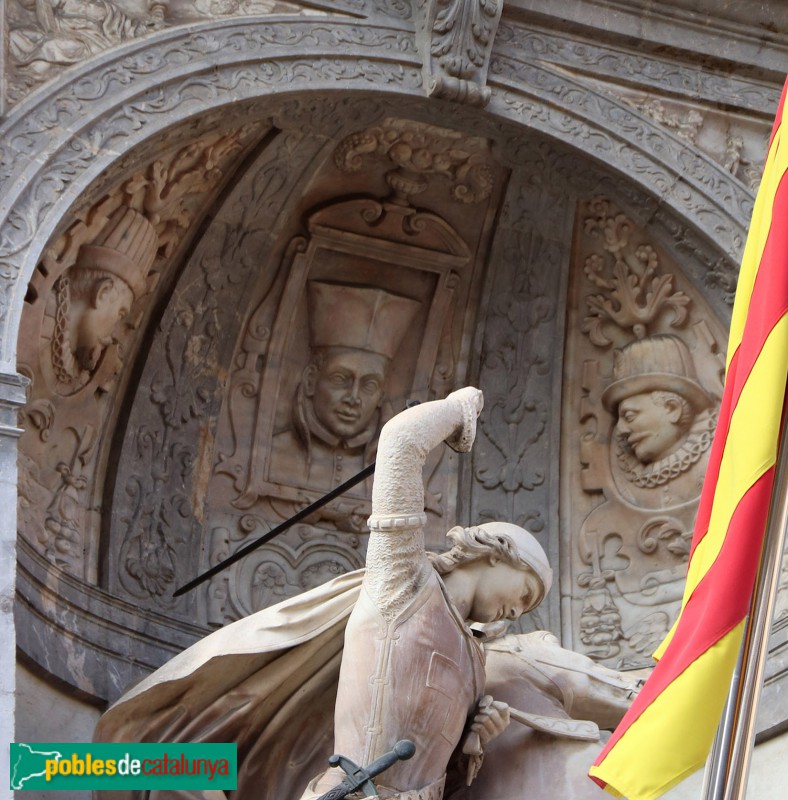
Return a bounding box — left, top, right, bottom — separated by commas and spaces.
335, 117, 495, 205
198, 119, 499, 624
417, 0, 503, 107
582, 201, 690, 346
112, 129, 324, 607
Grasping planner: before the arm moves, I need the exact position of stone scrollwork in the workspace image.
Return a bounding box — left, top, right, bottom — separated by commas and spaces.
416, 0, 503, 107
624, 97, 705, 146
7, 0, 167, 104
107, 127, 336, 611
474, 247, 551, 498
193, 118, 503, 624
564, 196, 727, 668
467, 164, 570, 634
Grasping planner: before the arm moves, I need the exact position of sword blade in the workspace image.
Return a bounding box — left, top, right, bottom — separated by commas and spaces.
173, 462, 375, 597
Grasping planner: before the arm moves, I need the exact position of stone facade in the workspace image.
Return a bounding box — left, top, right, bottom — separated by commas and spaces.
3, 1, 788, 798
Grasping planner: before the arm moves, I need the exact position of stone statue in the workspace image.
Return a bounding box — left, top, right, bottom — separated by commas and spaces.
269, 281, 420, 492
94, 387, 639, 800
602, 334, 715, 507
50, 206, 158, 389
301, 387, 556, 800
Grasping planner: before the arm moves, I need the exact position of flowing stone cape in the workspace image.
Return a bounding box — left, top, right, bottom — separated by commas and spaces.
95, 569, 365, 800
95, 562, 638, 800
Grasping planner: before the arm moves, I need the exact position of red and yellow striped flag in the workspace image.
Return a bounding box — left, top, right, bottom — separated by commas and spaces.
589, 78, 788, 800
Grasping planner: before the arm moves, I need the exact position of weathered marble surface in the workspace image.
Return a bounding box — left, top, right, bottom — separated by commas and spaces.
3, 1, 788, 771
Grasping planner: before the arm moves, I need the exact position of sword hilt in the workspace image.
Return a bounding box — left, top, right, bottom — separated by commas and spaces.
315, 740, 416, 800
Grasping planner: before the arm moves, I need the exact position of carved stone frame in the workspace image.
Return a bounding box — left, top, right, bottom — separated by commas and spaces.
237, 196, 471, 509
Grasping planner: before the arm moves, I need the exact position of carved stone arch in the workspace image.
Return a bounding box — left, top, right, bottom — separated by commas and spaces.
4, 14, 762, 708
0, 16, 754, 371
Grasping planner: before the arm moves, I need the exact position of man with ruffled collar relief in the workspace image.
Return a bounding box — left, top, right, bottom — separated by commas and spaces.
602, 334, 716, 509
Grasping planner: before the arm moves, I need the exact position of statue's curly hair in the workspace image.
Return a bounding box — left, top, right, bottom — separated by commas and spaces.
428, 525, 519, 572
428, 525, 546, 607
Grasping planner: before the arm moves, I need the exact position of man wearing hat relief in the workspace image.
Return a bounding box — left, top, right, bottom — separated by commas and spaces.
51, 206, 158, 388
602, 334, 716, 506
269, 281, 420, 493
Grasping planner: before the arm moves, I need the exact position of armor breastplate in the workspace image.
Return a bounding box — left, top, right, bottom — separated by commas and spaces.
334, 572, 485, 792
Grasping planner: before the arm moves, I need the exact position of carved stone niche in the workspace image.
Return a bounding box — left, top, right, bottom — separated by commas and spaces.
16, 204, 161, 578
561, 196, 728, 669
205, 190, 476, 624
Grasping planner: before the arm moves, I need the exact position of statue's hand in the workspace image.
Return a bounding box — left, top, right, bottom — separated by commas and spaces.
462, 694, 510, 785
444, 387, 484, 453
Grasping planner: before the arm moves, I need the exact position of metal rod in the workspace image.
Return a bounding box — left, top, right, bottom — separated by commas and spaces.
172, 462, 375, 597
700, 389, 788, 800
720, 397, 788, 800
701, 641, 746, 800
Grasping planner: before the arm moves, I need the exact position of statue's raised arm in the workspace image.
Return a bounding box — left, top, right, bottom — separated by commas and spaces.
363, 386, 484, 621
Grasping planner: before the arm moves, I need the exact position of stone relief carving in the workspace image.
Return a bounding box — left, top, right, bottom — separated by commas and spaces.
6, 0, 338, 105
466, 158, 573, 637
621, 94, 769, 192
563, 196, 727, 668
192, 117, 504, 625
17, 124, 262, 579
492, 20, 782, 120
107, 127, 334, 609
7, 0, 166, 104
0, 15, 758, 375
624, 97, 704, 146
335, 117, 495, 204
268, 281, 420, 494
416, 0, 503, 107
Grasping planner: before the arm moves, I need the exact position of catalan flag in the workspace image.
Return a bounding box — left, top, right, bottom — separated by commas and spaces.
589, 78, 788, 800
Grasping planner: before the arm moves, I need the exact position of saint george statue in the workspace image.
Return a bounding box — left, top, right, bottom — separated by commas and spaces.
95, 387, 641, 800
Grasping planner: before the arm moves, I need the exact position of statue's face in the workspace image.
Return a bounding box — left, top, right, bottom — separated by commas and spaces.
307, 348, 388, 440
616, 392, 688, 464
467, 561, 538, 624
74, 277, 133, 371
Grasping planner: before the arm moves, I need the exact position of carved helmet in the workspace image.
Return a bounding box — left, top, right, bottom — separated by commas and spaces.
601, 334, 712, 413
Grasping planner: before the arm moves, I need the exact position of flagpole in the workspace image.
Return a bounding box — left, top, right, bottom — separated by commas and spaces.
701, 387, 788, 800
700, 647, 745, 800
